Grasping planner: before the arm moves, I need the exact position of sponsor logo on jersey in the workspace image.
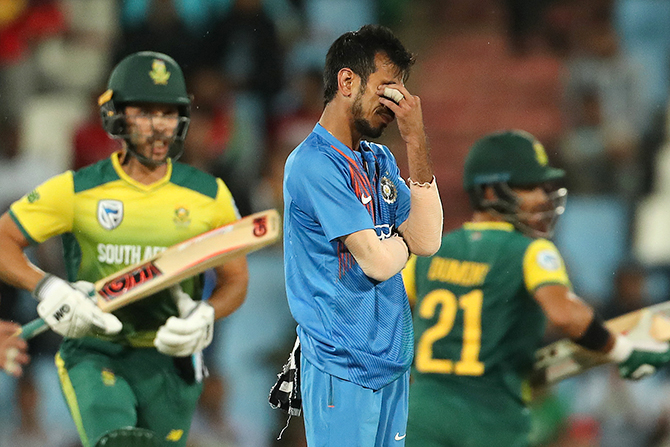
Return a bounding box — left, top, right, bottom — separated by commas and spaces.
149, 59, 170, 85
380, 176, 397, 204
101, 369, 116, 386
537, 249, 560, 271
97, 244, 167, 265
375, 223, 395, 240
26, 190, 40, 203
98, 200, 124, 230
174, 207, 191, 227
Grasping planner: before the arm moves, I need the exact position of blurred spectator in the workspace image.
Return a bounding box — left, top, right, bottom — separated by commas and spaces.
504, 0, 552, 55
113, 0, 214, 74
559, 18, 644, 199
0, 0, 67, 119
0, 118, 59, 210
71, 89, 122, 170
255, 69, 324, 212
601, 263, 650, 320
182, 67, 235, 173
614, 0, 670, 133
204, 0, 285, 117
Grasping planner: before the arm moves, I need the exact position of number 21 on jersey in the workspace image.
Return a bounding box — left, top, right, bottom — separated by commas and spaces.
415, 289, 485, 376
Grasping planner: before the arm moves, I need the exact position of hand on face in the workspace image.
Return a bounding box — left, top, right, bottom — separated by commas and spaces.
376, 82, 425, 148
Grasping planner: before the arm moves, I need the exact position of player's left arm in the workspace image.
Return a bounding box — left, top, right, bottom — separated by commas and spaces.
396, 180, 442, 257
380, 84, 442, 257
208, 257, 249, 320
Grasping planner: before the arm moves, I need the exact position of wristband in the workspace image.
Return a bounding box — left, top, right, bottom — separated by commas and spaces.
408, 176, 435, 188
32, 274, 57, 301
574, 315, 611, 351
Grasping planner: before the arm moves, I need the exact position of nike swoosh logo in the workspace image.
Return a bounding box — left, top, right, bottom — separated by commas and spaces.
395, 433, 406, 441
361, 194, 372, 204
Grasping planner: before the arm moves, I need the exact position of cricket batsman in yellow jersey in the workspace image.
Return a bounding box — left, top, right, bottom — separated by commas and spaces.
403, 131, 670, 447
0, 51, 249, 447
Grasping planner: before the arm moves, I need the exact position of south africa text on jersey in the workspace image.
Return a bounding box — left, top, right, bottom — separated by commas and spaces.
97, 244, 167, 265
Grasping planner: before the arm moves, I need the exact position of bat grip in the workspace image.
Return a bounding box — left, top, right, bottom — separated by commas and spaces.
18, 318, 49, 340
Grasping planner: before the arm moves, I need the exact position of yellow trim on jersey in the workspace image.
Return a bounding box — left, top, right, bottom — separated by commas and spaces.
523, 238, 570, 292
403, 254, 418, 306
56, 353, 91, 447
463, 221, 515, 232
10, 171, 75, 243
111, 151, 172, 192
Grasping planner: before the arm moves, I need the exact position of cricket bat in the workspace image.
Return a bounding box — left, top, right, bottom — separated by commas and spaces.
531, 301, 670, 387
18, 209, 281, 340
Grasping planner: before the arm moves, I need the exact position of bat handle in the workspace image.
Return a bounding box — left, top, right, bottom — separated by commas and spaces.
17, 318, 49, 340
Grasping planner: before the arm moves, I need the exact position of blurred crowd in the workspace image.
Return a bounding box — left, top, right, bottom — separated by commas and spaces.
2, 0, 670, 446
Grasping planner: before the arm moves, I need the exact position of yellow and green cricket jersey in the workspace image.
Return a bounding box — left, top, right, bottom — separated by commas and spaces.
403, 221, 570, 403
10, 152, 239, 346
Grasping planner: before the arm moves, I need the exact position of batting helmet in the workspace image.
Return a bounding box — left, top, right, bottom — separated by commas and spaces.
464, 130, 567, 238
98, 51, 191, 164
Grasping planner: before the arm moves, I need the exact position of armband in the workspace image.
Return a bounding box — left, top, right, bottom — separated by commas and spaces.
574, 315, 611, 351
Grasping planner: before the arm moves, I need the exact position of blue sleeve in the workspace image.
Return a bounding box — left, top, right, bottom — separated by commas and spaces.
286, 150, 374, 241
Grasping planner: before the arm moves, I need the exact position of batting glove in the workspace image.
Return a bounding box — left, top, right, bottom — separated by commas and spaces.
609, 335, 670, 380
154, 287, 214, 357
34, 274, 122, 338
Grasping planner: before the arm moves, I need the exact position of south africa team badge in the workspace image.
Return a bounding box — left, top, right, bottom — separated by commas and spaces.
98, 200, 124, 230
380, 176, 397, 204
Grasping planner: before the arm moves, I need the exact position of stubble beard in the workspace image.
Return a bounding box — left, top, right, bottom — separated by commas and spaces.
351, 88, 386, 139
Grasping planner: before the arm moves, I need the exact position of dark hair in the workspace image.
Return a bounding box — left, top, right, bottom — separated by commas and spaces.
323, 24, 415, 104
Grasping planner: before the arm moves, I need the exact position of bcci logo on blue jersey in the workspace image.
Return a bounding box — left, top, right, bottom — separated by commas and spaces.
98, 200, 124, 230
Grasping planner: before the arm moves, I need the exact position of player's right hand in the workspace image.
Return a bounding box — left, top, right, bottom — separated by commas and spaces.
34, 275, 122, 338
611, 335, 670, 380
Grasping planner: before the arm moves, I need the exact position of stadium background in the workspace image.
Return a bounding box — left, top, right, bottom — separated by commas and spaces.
2, 0, 670, 446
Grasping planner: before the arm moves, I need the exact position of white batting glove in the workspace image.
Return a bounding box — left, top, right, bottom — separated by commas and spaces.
34, 274, 122, 338
154, 287, 214, 357
610, 335, 670, 380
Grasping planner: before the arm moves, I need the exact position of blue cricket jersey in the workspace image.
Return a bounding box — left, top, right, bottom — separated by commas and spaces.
283, 124, 414, 390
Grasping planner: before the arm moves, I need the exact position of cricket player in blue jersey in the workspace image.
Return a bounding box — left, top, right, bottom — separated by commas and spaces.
282, 24, 443, 446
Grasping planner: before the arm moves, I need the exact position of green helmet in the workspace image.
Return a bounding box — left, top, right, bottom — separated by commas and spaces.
463, 130, 565, 190
464, 130, 567, 238
98, 51, 191, 164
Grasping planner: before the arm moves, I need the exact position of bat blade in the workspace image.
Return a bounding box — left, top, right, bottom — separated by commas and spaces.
18, 209, 281, 340
531, 301, 670, 386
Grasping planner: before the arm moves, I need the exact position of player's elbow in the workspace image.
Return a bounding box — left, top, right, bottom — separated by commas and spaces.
406, 237, 441, 257
344, 230, 409, 282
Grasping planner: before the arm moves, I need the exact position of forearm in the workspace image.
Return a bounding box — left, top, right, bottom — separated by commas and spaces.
535, 286, 595, 339
343, 229, 409, 282
0, 214, 45, 292
405, 134, 433, 184
397, 178, 443, 256
208, 258, 249, 320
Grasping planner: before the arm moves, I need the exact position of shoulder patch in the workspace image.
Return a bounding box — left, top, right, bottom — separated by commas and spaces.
73, 158, 119, 193
170, 162, 218, 199
536, 249, 561, 271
